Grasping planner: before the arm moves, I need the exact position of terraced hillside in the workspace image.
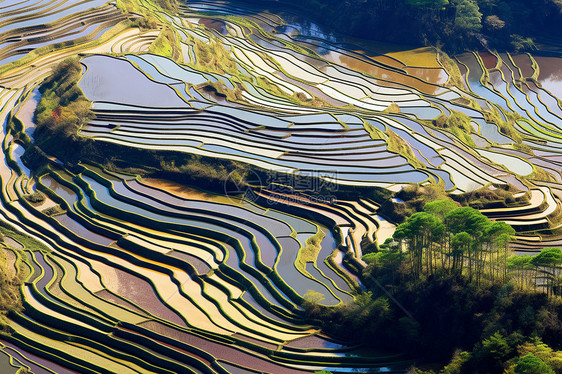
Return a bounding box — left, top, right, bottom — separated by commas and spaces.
0, 0, 562, 372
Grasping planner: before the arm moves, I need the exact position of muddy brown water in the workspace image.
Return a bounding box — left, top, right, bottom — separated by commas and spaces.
535, 56, 562, 100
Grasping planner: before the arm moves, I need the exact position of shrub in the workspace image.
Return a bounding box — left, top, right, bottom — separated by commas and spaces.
23, 192, 45, 204
514, 354, 553, 374
42, 205, 65, 217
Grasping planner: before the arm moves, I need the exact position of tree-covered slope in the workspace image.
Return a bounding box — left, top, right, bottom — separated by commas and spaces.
246, 0, 562, 51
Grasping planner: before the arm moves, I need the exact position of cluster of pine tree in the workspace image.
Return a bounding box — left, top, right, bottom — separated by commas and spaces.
306, 199, 562, 373
387, 200, 514, 285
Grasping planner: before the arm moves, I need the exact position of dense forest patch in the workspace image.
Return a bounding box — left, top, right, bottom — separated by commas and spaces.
307, 202, 562, 373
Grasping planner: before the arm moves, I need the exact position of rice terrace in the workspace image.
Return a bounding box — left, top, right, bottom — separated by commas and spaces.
1, 0, 562, 372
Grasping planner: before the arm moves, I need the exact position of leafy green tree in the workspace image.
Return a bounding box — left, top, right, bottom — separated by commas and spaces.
394, 211, 444, 277
483, 332, 511, 356
531, 248, 562, 295
421, 202, 452, 270
531, 248, 562, 268
445, 207, 490, 236
485, 14, 505, 30
516, 339, 562, 373
514, 354, 553, 374
479, 332, 512, 371
424, 199, 459, 220
507, 255, 534, 290
442, 349, 471, 374
484, 221, 515, 281
451, 0, 482, 34
365, 249, 402, 267
451, 231, 471, 273
445, 207, 491, 281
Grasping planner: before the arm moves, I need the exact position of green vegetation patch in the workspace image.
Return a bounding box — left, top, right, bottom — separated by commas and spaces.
382, 102, 401, 114
378, 183, 529, 224
22, 192, 45, 205
191, 36, 239, 76
116, 0, 178, 15
378, 184, 450, 223
307, 195, 562, 373
149, 26, 183, 62
438, 51, 464, 88
0, 247, 25, 334
0, 222, 50, 253
34, 58, 93, 157
295, 229, 326, 273
429, 110, 476, 147
365, 121, 426, 169
42, 205, 66, 217
385, 127, 428, 168
189, 34, 325, 107
483, 109, 524, 144
6, 115, 31, 148
452, 183, 530, 209
198, 81, 245, 103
